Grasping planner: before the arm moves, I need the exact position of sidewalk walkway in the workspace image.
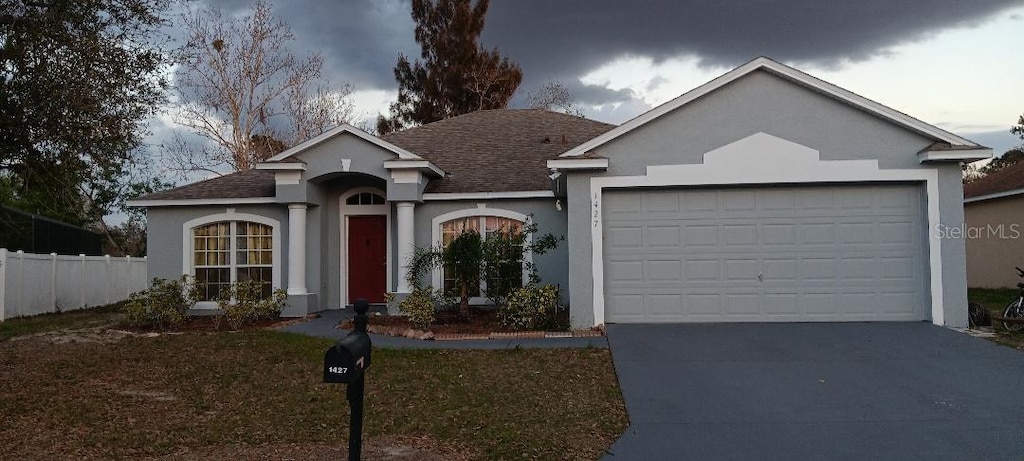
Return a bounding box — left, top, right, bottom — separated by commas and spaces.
276, 309, 607, 350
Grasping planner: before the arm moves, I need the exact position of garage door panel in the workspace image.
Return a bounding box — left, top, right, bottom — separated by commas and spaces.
604, 184, 927, 323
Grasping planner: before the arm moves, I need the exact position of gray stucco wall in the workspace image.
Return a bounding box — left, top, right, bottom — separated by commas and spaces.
937, 164, 969, 327
411, 198, 570, 304
146, 204, 290, 284
565, 69, 970, 328
308, 175, 388, 309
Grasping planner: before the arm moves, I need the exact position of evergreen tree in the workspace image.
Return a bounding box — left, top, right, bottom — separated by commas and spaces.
377, 0, 521, 134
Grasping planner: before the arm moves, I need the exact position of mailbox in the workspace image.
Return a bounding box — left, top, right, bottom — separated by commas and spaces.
323, 298, 373, 461
324, 330, 371, 384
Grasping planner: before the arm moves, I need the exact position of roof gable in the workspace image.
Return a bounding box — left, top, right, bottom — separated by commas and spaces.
265, 123, 423, 163
560, 57, 982, 158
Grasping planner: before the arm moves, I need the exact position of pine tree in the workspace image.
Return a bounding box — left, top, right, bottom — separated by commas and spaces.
377, 0, 522, 134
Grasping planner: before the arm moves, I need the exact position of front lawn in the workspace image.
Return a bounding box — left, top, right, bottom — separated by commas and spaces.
0, 303, 124, 341
968, 287, 1024, 350
0, 324, 626, 459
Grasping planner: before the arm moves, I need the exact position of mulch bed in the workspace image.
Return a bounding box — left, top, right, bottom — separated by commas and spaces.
342, 307, 511, 335
338, 307, 603, 340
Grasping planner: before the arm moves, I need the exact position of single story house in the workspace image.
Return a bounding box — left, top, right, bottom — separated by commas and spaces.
963, 160, 1024, 288
131, 57, 990, 329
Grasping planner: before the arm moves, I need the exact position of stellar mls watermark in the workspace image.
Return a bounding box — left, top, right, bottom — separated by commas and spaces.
934, 223, 1022, 240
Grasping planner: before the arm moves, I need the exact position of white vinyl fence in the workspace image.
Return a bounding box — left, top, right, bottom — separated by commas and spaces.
0, 249, 148, 321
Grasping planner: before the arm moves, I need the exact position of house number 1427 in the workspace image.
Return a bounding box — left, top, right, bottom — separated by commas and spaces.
328, 367, 348, 374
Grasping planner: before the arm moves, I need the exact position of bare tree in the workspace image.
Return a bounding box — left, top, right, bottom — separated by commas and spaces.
169, 0, 353, 175
527, 80, 584, 117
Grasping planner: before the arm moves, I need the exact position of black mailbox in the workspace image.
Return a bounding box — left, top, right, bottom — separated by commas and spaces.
324, 298, 373, 461
323, 331, 371, 384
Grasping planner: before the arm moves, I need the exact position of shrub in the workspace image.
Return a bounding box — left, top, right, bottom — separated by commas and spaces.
498, 284, 560, 331
123, 276, 199, 331
216, 281, 287, 330
398, 287, 439, 330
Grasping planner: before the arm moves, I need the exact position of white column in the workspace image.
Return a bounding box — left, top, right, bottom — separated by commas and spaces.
287, 203, 308, 295
395, 202, 416, 293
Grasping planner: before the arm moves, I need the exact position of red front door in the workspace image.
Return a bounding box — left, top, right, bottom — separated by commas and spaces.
347, 215, 387, 303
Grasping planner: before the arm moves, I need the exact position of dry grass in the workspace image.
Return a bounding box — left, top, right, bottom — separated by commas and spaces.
0, 303, 125, 341
0, 328, 626, 460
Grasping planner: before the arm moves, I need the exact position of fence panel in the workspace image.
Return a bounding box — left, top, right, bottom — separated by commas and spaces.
0, 249, 148, 321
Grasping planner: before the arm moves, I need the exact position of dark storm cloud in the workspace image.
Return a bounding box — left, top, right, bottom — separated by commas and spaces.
201, 0, 1022, 105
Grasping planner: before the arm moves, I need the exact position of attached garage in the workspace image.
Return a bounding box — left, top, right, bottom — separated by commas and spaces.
602, 184, 929, 323
551, 58, 990, 329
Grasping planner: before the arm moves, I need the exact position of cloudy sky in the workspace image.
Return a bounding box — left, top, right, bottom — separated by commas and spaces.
169, 0, 1024, 155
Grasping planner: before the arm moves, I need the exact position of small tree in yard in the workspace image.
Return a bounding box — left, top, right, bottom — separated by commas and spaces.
406, 220, 562, 320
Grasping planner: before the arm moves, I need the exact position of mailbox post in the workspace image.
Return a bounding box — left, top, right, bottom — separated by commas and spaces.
324, 298, 372, 461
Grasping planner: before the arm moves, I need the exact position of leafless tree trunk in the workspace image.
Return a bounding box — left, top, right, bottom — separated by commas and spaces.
168, 0, 354, 175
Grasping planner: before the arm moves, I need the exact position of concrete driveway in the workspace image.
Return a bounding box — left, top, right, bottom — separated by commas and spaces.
604, 323, 1024, 460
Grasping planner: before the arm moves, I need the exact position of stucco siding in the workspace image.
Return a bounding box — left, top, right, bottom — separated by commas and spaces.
295, 132, 392, 181
566, 173, 598, 327
146, 204, 290, 286
314, 177, 389, 309
936, 164, 969, 326
597, 71, 935, 174
965, 196, 1024, 288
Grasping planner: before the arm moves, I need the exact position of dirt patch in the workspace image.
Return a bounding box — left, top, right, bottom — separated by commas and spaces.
118, 315, 308, 334
148, 436, 472, 460
7, 326, 140, 344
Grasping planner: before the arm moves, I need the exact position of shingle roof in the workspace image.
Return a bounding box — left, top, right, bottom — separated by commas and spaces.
383, 109, 615, 193
964, 160, 1024, 200
137, 110, 616, 201
137, 169, 275, 201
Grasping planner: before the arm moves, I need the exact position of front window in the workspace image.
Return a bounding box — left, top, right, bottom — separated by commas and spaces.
440, 216, 523, 297
193, 221, 274, 301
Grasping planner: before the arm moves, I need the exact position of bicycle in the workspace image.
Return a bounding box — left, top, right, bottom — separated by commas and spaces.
1000, 266, 1024, 332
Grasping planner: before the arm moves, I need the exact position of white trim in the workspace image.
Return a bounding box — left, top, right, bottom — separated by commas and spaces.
546, 158, 609, 170
339, 187, 392, 307
383, 159, 445, 177
588, 133, 945, 327
422, 190, 555, 201
395, 202, 416, 293
182, 211, 282, 310
390, 170, 421, 184
254, 163, 305, 171
917, 148, 992, 163
275, 171, 301, 185
286, 204, 308, 295
265, 124, 423, 162
561, 56, 979, 158
964, 187, 1024, 204
430, 208, 533, 304
129, 197, 276, 207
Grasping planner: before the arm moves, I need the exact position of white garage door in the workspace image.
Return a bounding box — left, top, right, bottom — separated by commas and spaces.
603, 184, 928, 323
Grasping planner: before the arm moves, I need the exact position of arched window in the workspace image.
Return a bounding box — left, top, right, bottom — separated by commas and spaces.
192, 221, 274, 301
440, 215, 525, 297
345, 192, 385, 205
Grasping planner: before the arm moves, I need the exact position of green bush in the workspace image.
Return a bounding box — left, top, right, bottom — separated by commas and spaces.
216, 281, 287, 330
498, 284, 560, 331
123, 276, 199, 331
398, 287, 438, 330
